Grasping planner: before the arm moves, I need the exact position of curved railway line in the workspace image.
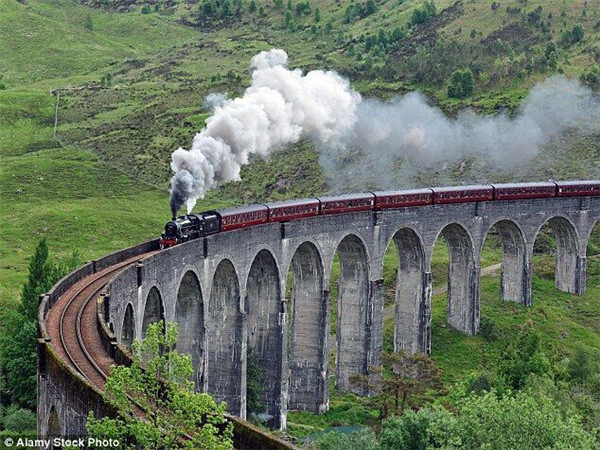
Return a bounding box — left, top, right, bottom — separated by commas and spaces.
46, 255, 153, 389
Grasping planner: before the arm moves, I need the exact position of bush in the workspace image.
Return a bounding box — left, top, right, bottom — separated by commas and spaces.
446, 391, 595, 449
447, 68, 474, 98
479, 316, 498, 342
580, 66, 599, 91
2, 408, 36, 432
561, 24, 584, 45
499, 324, 551, 390
379, 410, 454, 450
313, 428, 378, 450
410, 1, 436, 26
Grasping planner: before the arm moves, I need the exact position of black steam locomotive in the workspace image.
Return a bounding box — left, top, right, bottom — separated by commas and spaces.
159, 180, 600, 249
160, 212, 220, 248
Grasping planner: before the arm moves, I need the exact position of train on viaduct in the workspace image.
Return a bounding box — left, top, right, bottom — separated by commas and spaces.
38, 182, 600, 447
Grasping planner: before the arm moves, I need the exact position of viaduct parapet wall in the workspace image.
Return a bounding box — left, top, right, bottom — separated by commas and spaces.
39, 195, 599, 437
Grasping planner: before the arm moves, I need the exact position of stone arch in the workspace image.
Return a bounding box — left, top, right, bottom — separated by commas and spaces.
534, 216, 580, 294
121, 303, 135, 349
387, 228, 426, 354
433, 223, 478, 335
586, 219, 599, 289
206, 259, 243, 416
142, 286, 164, 336
245, 249, 283, 427
47, 406, 60, 436
334, 234, 370, 392
175, 270, 205, 391
483, 220, 529, 305
287, 241, 327, 412
585, 219, 599, 247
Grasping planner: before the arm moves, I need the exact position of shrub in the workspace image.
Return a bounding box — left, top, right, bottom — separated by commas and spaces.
313, 428, 378, 450
447, 68, 474, 98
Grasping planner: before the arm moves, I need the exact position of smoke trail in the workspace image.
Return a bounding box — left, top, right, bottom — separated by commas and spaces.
170, 49, 599, 213
169, 49, 358, 215
321, 76, 599, 191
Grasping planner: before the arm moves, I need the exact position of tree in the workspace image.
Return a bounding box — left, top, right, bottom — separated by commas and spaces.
447, 68, 474, 98
314, 6, 321, 22
379, 393, 595, 450
379, 409, 454, 450
562, 24, 584, 45
350, 351, 442, 417
365, 0, 377, 16
203, 1, 214, 15
86, 322, 233, 449
544, 41, 558, 69
442, 391, 595, 449
2, 407, 37, 432
567, 345, 600, 385
498, 322, 551, 390
141, 5, 151, 14
0, 239, 77, 409
410, 1, 436, 26
249, 0, 256, 12
0, 74, 5, 90
580, 65, 599, 91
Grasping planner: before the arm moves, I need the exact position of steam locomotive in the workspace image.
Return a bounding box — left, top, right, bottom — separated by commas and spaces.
159, 180, 600, 248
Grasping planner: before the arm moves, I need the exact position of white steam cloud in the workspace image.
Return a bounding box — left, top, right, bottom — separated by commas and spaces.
170, 49, 599, 215
170, 49, 358, 215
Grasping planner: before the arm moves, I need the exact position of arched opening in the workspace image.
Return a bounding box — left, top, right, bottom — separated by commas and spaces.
586, 220, 600, 287
142, 287, 164, 337
207, 259, 242, 415
482, 220, 527, 304
175, 271, 205, 391
431, 224, 477, 336
383, 228, 426, 355
331, 235, 369, 392
121, 303, 135, 349
287, 242, 327, 412
47, 406, 60, 436
533, 217, 579, 294
587, 221, 599, 290
246, 250, 282, 427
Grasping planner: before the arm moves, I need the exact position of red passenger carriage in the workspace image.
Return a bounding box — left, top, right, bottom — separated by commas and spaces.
265, 198, 320, 222
432, 185, 494, 204
492, 182, 556, 200
219, 204, 269, 231
318, 193, 376, 214
373, 188, 433, 209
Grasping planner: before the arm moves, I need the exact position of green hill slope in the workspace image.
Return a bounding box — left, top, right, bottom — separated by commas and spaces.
0, 1, 598, 444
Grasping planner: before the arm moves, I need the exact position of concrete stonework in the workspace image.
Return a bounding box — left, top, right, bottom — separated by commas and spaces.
39, 196, 599, 434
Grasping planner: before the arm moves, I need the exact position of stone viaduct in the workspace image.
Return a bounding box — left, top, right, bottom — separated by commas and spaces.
39, 194, 599, 436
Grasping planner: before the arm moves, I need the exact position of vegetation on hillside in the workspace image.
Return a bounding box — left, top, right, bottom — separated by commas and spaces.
0, 0, 598, 447
0, 240, 78, 435
86, 321, 234, 449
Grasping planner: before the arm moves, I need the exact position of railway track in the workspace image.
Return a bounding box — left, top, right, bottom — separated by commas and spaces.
46, 256, 152, 389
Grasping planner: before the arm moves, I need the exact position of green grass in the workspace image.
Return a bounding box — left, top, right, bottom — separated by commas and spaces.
0, 0, 598, 442
285, 234, 600, 441
0, 144, 228, 301
0, 0, 196, 88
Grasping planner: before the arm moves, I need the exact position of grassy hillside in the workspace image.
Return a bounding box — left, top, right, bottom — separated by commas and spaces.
0, 0, 598, 443
40, 0, 599, 193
